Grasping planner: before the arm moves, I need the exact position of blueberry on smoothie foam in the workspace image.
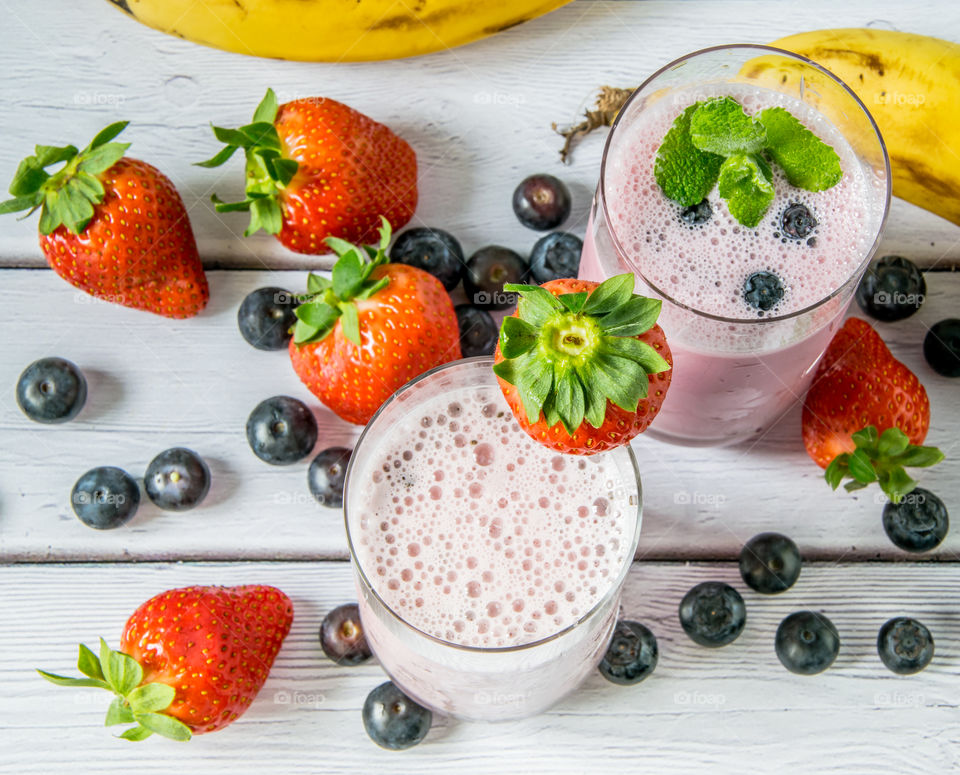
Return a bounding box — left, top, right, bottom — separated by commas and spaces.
779, 203, 817, 240
742, 270, 785, 313
678, 582, 746, 647
598, 620, 659, 685
362, 681, 432, 750
679, 198, 712, 226
877, 616, 934, 675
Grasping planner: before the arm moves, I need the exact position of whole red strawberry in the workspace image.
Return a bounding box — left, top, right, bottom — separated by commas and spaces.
199, 89, 417, 253
802, 317, 943, 501
38, 584, 292, 741
494, 274, 672, 455
0, 122, 208, 318
289, 218, 461, 425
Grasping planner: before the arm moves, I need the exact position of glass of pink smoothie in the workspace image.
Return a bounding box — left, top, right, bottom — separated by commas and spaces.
344, 357, 642, 721
580, 45, 890, 446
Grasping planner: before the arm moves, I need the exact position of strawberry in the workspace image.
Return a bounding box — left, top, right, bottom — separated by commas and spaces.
802, 317, 943, 501
493, 274, 672, 455
0, 122, 208, 318
289, 218, 461, 425
198, 89, 417, 253
38, 584, 293, 741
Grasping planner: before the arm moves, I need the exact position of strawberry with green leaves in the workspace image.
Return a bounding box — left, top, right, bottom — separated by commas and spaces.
289, 218, 461, 425
493, 274, 672, 455
0, 122, 208, 318
802, 317, 943, 501
38, 585, 293, 741
198, 89, 417, 253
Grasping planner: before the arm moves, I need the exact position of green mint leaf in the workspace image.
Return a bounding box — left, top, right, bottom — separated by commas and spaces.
597, 296, 662, 338
252, 88, 280, 124
654, 103, 724, 207
717, 153, 774, 227
118, 725, 154, 742
127, 683, 175, 714
105, 697, 136, 726
37, 669, 109, 689
582, 274, 634, 316
499, 316, 538, 359
558, 292, 587, 314
690, 97, 767, 156
135, 712, 192, 742
758, 107, 842, 191
339, 301, 360, 345
77, 644, 104, 681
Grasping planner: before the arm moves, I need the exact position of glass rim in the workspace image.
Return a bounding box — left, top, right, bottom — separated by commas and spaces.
342, 356, 643, 655
598, 43, 892, 325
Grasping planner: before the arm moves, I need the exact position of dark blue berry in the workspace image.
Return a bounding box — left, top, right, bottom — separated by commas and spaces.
71, 466, 140, 530
598, 620, 658, 685
246, 396, 318, 465
877, 617, 934, 675
463, 246, 528, 310
455, 304, 499, 358
237, 287, 298, 350
678, 582, 746, 647
739, 532, 801, 594
775, 611, 840, 675
924, 318, 960, 378
512, 174, 571, 231
780, 203, 817, 239
390, 227, 465, 291
882, 487, 948, 552
16, 357, 87, 424
144, 448, 210, 511
679, 199, 712, 226
855, 255, 926, 322
308, 447, 351, 508
529, 232, 583, 283
362, 681, 432, 750
320, 603, 371, 666
743, 271, 784, 313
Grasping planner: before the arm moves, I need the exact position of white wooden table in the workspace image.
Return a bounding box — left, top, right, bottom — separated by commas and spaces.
1, 1, 958, 772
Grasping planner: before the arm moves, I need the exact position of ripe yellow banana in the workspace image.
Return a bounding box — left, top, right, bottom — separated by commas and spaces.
107, 0, 572, 62
747, 28, 960, 227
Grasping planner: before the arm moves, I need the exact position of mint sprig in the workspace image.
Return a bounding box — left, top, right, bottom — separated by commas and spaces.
655, 96, 843, 227
38, 639, 192, 742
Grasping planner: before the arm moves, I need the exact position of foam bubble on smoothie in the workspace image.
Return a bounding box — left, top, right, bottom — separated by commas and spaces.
352, 387, 634, 649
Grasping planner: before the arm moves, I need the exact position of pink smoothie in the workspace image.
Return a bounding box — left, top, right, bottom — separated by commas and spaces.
581, 83, 886, 445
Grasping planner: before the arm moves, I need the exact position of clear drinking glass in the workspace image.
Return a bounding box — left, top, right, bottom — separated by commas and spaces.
344, 357, 642, 721
579, 45, 890, 446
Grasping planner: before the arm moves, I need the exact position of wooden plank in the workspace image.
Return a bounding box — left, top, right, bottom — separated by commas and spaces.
1, 560, 957, 774
2, 269, 957, 563
0, 1, 957, 270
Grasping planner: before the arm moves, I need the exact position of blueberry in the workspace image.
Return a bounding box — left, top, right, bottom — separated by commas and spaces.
237, 287, 298, 351
144, 448, 211, 511
246, 396, 318, 465
678, 582, 746, 647
882, 487, 948, 552
16, 357, 87, 424
923, 318, 960, 377
320, 603, 371, 665
463, 246, 528, 310
455, 304, 499, 358
308, 446, 351, 508
529, 232, 583, 283
743, 270, 784, 313
877, 617, 934, 675
598, 620, 658, 685
739, 532, 802, 594
855, 255, 926, 322
512, 174, 571, 231
775, 611, 840, 675
679, 199, 712, 226
390, 227, 465, 291
71, 466, 140, 530
780, 203, 817, 239
362, 681, 432, 750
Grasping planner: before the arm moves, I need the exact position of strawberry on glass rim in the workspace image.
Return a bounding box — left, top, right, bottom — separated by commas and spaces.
198, 88, 417, 254
0, 122, 208, 318
494, 274, 672, 455
38, 585, 293, 742
288, 217, 461, 425
802, 317, 944, 502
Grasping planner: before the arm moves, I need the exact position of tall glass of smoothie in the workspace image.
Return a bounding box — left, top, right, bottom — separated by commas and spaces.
580, 45, 890, 446
344, 357, 642, 721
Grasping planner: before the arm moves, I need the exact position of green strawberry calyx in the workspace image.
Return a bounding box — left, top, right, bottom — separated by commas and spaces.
825, 425, 944, 503
493, 273, 671, 436
196, 88, 299, 237
291, 216, 392, 347
38, 639, 192, 742
0, 121, 130, 235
